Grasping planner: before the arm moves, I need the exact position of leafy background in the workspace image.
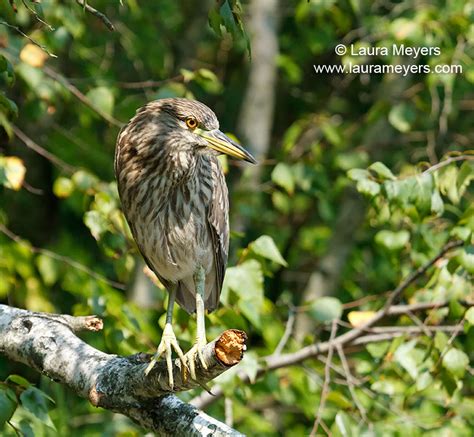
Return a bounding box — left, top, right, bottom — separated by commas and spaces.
0, 0, 473, 435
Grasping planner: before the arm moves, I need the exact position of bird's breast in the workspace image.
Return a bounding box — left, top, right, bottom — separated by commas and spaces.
124, 162, 215, 283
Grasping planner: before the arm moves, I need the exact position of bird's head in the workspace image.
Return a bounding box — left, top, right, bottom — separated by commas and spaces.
134, 98, 257, 164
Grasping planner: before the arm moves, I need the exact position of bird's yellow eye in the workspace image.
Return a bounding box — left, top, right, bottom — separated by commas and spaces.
186, 117, 198, 130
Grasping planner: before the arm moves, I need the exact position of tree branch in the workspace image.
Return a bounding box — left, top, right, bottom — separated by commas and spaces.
42, 66, 123, 127
0, 305, 246, 435
75, 0, 115, 31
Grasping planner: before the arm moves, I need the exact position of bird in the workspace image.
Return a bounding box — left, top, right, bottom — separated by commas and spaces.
114, 97, 256, 389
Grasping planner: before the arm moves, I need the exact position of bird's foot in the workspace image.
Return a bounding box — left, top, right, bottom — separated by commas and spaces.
144, 323, 187, 390
185, 336, 208, 380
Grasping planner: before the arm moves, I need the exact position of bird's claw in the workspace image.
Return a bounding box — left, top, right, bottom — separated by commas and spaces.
144, 323, 187, 391
185, 338, 208, 381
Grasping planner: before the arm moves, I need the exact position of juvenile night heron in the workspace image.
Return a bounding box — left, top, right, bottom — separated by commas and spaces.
115, 98, 256, 388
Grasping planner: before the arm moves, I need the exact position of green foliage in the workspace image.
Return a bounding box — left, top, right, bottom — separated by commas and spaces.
307, 297, 342, 323
0, 0, 473, 435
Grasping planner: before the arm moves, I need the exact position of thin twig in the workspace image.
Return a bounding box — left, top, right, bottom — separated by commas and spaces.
364, 325, 460, 335
22, 181, 44, 195
12, 125, 76, 174
336, 344, 368, 424
315, 356, 364, 387
271, 308, 295, 356
387, 301, 451, 315
0, 224, 126, 290
116, 75, 184, 89
21, 0, 55, 31
433, 313, 467, 371
319, 419, 332, 436
310, 320, 338, 437
224, 397, 233, 428
422, 155, 474, 175
42, 66, 123, 127
0, 20, 57, 57
380, 241, 464, 315
75, 0, 115, 31
406, 311, 433, 338
438, 36, 464, 136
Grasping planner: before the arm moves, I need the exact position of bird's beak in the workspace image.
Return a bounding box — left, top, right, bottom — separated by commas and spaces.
195, 128, 257, 164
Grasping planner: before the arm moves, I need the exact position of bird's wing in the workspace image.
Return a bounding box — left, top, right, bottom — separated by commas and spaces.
206, 159, 229, 311
129, 222, 175, 293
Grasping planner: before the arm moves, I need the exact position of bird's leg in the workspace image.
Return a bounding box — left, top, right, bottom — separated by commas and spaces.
145, 287, 187, 390
185, 266, 208, 380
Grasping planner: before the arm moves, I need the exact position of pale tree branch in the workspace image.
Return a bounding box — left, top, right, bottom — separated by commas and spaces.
0, 305, 246, 436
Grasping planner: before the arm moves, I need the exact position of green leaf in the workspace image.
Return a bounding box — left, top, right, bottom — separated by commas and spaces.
442, 348, 469, 379
222, 260, 264, 328
384, 178, 414, 205
434, 331, 448, 352
450, 226, 471, 242
0, 54, 15, 86
356, 178, 380, 196
53, 177, 74, 198
20, 387, 55, 429
239, 352, 259, 384
0, 156, 26, 190
6, 375, 31, 388
456, 160, 474, 196
327, 391, 352, 409
412, 173, 434, 214
366, 341, 390, 359
36, 254, 59, 286
85, 87, 114, 116
0, 92, 18, 118
271, 191, 291, 214
369, 162, 396, 180
0, 387, 17, 427
371, 379, 405, 395
394, 340, 418, 379
465, 307, 474, 327
249, 235, 287, 266
333, 411, 357, 437
71, 170, 99, 192
194, 68, 223, 94
440, 370, 458, 396
84, 210, 108, 240
416, 372, 433, 391
438, 165, 460, 204
431, 189, 444, 215
272, 163, 295, 194
457, 248, 474, 274
0, 112, 13, 139
375, 229, 410, 251
388, 103, 416, 132
307, 297, 342, 323
347, 168, 370, 181
208, 0, 251, 56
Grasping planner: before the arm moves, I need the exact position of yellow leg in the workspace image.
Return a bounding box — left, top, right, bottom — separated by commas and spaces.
145, 287, 186, 390
185, 266, 208, 380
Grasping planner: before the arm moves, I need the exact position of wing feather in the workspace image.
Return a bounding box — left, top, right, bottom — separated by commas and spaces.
206, 158, 229, 311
